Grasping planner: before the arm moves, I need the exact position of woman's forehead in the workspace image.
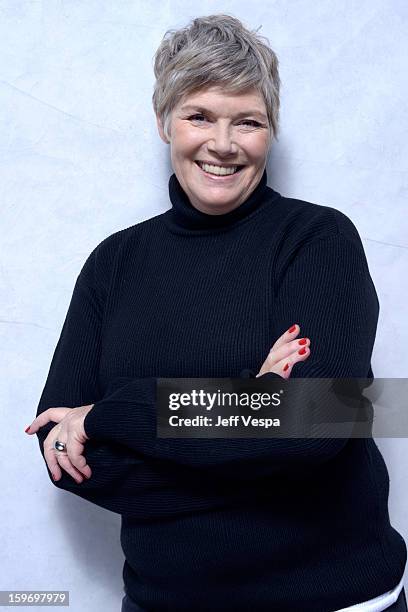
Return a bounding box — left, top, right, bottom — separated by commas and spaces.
177, 86, 267, 113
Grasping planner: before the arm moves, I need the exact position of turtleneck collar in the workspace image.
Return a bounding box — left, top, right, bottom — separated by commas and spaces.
164, 168, 279, 234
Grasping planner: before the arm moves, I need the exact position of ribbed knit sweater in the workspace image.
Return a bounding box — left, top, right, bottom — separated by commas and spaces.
35, 169, 406, 611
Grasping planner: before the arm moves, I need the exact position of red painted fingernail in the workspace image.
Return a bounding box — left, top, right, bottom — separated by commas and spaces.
298, 347, 306, 355
25, 426, 31, 433
298, 338, 307, 345
289, 325, 296, 333
283, 363, 289, 371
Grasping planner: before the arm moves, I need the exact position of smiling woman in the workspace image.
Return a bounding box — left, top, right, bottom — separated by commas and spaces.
155, 86, 272, 215
31, 12, 406, 612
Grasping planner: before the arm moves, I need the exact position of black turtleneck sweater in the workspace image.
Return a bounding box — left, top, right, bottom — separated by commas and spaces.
35, 169, 406, 611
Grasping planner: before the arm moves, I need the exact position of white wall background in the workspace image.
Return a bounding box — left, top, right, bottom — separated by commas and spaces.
1, 1, 407, 610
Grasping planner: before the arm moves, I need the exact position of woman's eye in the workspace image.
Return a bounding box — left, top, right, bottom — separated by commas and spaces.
240, 120, 261, 128
189, 114, 206, 122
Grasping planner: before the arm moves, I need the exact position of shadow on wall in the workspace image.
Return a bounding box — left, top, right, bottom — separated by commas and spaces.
57, 492, 124, 597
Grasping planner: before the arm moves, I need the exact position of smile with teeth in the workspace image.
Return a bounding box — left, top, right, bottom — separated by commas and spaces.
195, 161, 244, 176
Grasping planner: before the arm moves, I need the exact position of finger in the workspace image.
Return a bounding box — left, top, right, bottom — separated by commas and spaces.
44, 439, 63, 481
268, 336, 311, 365
66, 437, 92, 479
258, 342, 311, 378
44, 434, 85, 484
54, 452, 85, 483
271, 324, 301, 351
27, 407, 71, 434
276, 344, 311, 378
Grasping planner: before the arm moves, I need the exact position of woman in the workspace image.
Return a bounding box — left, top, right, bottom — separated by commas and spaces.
26, 14, 406, 612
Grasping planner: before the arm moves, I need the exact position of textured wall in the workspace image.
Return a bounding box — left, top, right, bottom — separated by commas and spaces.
2, 2, 407, 610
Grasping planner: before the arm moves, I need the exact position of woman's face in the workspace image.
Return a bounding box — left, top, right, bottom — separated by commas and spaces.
156, 85, 272, 215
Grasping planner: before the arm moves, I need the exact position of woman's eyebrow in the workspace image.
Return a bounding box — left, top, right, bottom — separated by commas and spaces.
179, 104, 268, 121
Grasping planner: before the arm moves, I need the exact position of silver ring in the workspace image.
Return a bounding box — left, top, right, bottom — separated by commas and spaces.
54, 440, 67, 452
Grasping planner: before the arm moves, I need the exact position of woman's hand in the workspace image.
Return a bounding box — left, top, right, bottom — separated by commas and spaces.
26, 404, 94, 483
256, 324, 311, 379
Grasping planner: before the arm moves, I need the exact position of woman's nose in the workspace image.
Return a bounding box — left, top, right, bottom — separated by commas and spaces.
207, 124, 237, 156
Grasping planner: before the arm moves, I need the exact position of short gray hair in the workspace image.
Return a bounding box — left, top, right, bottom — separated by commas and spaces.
152, 14, 281, 142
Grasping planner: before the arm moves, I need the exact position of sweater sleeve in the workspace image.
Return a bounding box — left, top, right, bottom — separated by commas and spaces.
34, 242, 219, 518
83, 230, 379, 479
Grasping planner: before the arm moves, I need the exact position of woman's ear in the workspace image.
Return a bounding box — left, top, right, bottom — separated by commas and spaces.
156, 114, 170, 144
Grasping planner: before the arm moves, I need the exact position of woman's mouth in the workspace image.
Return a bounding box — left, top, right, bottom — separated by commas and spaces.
195, 160, 245, 179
